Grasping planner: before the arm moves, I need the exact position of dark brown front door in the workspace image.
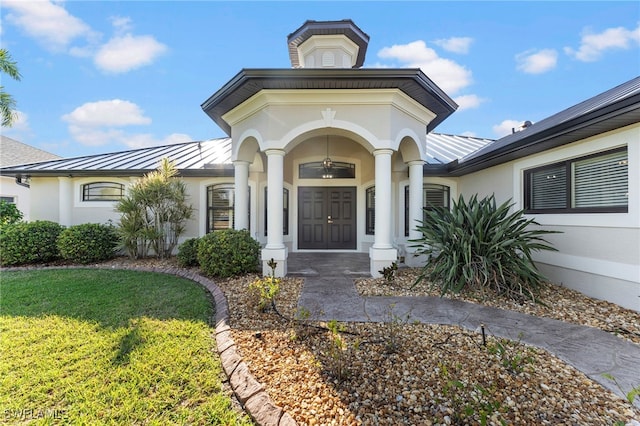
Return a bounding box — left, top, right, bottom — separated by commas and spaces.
298, 187, 356, 249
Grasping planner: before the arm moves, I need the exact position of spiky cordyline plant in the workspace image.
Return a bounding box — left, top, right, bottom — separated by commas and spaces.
411, 194, 560, 302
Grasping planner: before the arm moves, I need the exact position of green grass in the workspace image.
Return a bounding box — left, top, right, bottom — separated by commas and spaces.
0, 269, 252, 425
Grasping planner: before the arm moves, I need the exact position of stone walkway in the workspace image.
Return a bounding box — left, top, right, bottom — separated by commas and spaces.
290, 252, 640, 408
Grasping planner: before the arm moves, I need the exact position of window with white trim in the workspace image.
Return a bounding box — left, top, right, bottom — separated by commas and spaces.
82, 182, 124, 201
524, 147, 628, 213
206, 184, 250, 233
365, 186, 375, 235
264, 188, 289, 236
404, 184, 451, 236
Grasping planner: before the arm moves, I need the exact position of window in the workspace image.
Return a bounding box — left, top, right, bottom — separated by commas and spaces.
365, 186, 375, 235
0, 196, 16, 204
404, 184, 451, 236
82, 182, 124, 201
264, 188, 289, 236
299, 162, 355, 179
524, 147, 628, 213
206, 184, 250, 233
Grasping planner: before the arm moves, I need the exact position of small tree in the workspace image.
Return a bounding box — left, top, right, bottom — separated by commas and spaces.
116, 158, 193, 259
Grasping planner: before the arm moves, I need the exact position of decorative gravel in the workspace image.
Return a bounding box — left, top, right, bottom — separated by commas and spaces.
215, 269, 640, 426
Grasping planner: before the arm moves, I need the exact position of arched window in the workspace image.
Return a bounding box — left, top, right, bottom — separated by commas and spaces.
82, 182, 124, 201
206, 184, 250, 233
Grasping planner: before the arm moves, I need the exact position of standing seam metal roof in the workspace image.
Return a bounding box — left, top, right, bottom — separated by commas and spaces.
0, 134, 487, 176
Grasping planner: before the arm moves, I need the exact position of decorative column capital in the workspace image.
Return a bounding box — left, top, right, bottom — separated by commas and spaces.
264, 148, 286, 157
373, 148, 394, 157
407, 160, 424, 167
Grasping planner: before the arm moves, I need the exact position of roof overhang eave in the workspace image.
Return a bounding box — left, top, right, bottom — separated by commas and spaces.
446, 96, 640, 177
201, 68, 458, 136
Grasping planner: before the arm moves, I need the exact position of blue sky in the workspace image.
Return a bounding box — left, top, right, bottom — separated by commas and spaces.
1, 1, 639, 159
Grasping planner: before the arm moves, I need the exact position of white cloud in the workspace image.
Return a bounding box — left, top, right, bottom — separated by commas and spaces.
62, 99, 151, 127
433, 37, 473, 54
492, 120, 523, 138
62, 99, 190, 148
377, 40, 473, 94
110, 16, 133, 34
516, 49, 558, 74
94, 34, 168, 73
452, 94, 485, 111
3, 0, 96, 52
565, 23, 640, 62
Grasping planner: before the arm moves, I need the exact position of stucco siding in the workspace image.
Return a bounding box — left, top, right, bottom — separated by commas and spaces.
29, 178, 61, 223
457, 162, 514, 203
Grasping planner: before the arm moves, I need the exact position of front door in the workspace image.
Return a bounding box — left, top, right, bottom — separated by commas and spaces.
298, 187, 356, 249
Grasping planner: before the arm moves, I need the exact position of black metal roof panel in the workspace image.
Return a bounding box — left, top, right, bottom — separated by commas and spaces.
452, 76, 640, 175
287, 19, 370, 68
201, 68, 458, 136
0, 138, 233, 178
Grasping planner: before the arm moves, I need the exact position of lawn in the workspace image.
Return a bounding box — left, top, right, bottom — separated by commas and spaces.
0, 268, 252, 425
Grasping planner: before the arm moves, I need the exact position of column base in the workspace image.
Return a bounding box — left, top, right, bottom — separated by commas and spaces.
369, 247, 398, 278
261, 247, 288, 277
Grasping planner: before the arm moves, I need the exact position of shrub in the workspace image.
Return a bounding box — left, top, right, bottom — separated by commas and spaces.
177, 238, 200, 267
197, 229, 260, 278
411, 194, 559, 301
0, 200, 23, 225
0, 220, 64, 266
57, 223, 119, 264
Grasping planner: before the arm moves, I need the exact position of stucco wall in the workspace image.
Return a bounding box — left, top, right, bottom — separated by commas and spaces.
456, 124, 639, 311
0, 176, 32, 221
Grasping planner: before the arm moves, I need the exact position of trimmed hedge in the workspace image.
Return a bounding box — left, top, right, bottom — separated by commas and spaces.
0, 221, 64, 266
197, 229, 260, 278
57, 223, 119, 264
177, 238, 200, 267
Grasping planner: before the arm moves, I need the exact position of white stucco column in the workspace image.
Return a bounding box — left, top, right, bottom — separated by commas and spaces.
58, 177, 72, 227
406, 160, 426, 267
233, 160, 249, 231
369, 149, 397, 277
262, 149, 287, 277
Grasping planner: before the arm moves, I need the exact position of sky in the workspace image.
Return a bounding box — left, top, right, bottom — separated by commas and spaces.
1, 1, 639, 159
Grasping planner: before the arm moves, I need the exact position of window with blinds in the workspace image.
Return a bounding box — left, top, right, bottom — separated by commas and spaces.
206, 184, 250, 233
264, 188, 289, 236
524, 147, 628, 213
365, 186, 375, 235
404, 184, 451, 236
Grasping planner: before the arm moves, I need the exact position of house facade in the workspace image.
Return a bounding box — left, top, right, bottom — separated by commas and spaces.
1, 20, 638, 311
0, 136, 60, 221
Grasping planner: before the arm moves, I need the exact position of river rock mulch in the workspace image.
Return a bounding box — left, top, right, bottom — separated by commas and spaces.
215, 269, 640, 426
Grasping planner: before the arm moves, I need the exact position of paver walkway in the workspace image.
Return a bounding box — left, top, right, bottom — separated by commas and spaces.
289, 253, 640, 408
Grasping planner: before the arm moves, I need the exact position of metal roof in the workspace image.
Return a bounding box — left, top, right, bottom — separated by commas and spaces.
425, 133, 494, 165
451, 76, 640, 175
0, 138, 233, 178
201, 68, 458, 136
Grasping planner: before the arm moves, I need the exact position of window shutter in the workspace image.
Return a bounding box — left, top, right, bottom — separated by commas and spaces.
573, 150, 628, 208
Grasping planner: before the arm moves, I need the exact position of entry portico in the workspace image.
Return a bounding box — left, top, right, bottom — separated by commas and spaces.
201, 20, 456, 277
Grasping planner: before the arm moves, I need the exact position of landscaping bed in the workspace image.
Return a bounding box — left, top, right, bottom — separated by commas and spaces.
215, 268, 640, 425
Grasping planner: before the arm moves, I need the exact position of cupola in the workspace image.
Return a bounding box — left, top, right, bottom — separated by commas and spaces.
287, 19, 370, 69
